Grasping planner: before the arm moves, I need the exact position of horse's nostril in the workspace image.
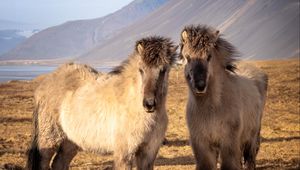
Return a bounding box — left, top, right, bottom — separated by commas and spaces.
195, 80, 206, 91
198, 80, 205, 86
143, 98, 156, 111
146, 99, 155, 107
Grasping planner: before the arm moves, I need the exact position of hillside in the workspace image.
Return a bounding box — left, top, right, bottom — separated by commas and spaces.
0, 59, 299, 169
78, 0, 299, 64
0, 0, 168, 61
0, 0, 299, 64
0, 30, 26, 55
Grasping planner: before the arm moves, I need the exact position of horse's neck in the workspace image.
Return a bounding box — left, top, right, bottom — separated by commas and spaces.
114, 59, 142, 100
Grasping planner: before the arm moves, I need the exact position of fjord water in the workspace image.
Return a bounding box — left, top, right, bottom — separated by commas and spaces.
0, 65, 112, 82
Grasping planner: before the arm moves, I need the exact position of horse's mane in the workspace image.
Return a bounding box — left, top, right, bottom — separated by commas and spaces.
214, 37, 239, 73
109, 58, 131, 74
182, 25, 239, 72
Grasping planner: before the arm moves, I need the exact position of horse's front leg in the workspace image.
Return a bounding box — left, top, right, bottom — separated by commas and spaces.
190, 139, 217, 170
220, 138, 242, 170
113, 150, 134, 170
135, 139, 162, 170
135, 128, 166, 169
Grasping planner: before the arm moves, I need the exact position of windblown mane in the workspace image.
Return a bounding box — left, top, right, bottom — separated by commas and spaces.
182, 25, 239, 72
215, 37, 238, 72
109, 59, 130, 74
110, 36, 177, 74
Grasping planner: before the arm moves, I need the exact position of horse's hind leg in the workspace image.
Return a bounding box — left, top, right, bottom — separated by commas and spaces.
38, 134, 58, 169
244, 136, 260, 170
38, 118, 63, 169
38, 148, 56, 170
51, 139, 78, 170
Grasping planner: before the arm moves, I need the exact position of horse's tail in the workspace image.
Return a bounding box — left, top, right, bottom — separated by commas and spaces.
255, 71, 269, 106
253, 70, 268, 103
26, 102, 41, 170
259, 72, 268, 101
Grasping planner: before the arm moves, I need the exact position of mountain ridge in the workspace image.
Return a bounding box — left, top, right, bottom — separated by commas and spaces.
0, 0, 299, 65
0, 0, 169, 61
78, 0, 299, 64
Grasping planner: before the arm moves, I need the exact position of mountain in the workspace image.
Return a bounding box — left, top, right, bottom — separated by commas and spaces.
0, 19, 39, 55
223, 0, 300, 59
78, 0, 299, 65
1, 0, 299, 64
0, 29, 39, 55
0, 0, 169, 61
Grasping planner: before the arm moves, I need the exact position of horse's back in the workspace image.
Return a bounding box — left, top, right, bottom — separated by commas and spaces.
34, 63, 100, 122
35, 63, 98, 100
234, 62, 268, 119
235, 62, 268, 100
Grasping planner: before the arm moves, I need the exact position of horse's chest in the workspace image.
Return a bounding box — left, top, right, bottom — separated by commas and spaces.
189, 110, 229, 141
203, 118, 226, 140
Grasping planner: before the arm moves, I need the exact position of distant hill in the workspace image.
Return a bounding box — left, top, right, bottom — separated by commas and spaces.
0, 29, 39, 55
0, 19, 39, 56
78, 0, 300, 65
1, 0, 299, 65
0, 0, 169, 61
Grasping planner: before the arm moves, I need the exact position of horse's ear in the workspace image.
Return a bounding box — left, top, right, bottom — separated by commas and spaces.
181, 30, 188, 42
173, 54, 187, 67
137, 43, 144, 55
214, 30, 220, 47
215, 30, 220, 39
171, 45, 178, 53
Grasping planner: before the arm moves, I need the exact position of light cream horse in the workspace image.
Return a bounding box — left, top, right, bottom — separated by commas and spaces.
26, 36, 180, 170
180, 25, 268, 170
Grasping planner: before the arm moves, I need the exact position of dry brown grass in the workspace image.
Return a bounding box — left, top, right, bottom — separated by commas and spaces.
0, 59, 299, 169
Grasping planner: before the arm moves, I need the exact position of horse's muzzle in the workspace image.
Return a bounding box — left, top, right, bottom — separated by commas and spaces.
143, 98, 156, 113
193, 80, 207, 95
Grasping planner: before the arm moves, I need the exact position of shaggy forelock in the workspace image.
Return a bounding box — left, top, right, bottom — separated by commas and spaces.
136, 36, 177, 67
182, 25, 217, 52
181, 25, 239, 72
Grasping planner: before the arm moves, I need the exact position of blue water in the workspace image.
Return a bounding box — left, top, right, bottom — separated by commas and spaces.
0, 65, 112, 82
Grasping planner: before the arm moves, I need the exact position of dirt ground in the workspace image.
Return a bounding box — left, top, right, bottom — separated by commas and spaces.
0, 59, 299, 169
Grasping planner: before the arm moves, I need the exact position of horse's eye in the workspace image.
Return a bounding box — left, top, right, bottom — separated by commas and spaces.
160, 68, 166, 74
186, 55, 191, 62
207, 55, 212, 62
139, 68, 144, 75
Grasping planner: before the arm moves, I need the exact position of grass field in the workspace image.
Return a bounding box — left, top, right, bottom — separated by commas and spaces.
0, 59, 299, 169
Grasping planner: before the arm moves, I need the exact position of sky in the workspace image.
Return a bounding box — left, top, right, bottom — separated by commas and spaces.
0, 0, 133, 29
